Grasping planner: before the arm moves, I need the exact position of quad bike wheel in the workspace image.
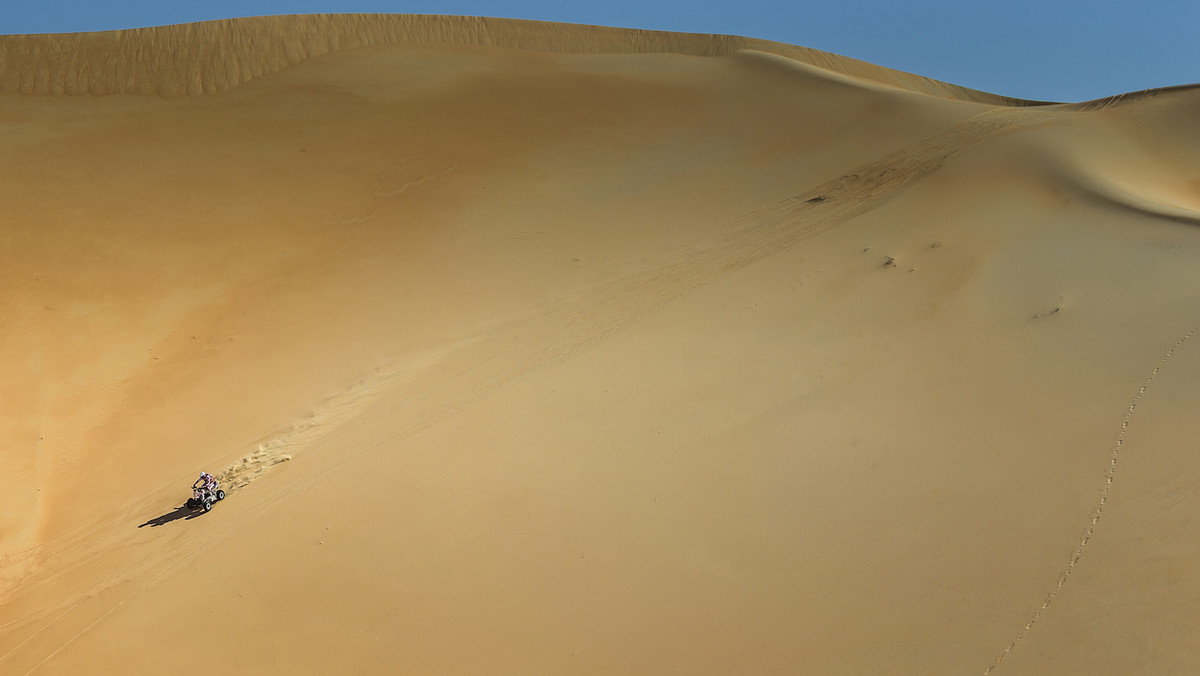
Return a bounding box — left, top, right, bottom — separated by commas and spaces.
216, 489, 226, 501
203, 501, 213, 512
186, 498, 198, 509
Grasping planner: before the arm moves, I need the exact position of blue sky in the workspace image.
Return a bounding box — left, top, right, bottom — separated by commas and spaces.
1, 1, 1196, 102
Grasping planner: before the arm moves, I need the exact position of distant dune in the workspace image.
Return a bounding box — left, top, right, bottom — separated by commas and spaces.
2, 14, 1199, 675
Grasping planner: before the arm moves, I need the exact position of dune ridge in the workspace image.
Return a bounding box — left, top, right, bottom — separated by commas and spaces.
1059, 82, 1200, 112
1065, 172, 1200, 225
0, 13, 1043, 103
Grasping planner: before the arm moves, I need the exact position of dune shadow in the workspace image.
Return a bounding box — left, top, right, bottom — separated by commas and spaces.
138, 503, 204, 528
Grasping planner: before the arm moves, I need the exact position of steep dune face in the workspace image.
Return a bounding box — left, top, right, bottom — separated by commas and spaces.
1048, 89, 1200, 222
2, 15, 1199, 676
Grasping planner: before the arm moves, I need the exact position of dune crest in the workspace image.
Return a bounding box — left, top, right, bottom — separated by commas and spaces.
0, 13, 1040, 103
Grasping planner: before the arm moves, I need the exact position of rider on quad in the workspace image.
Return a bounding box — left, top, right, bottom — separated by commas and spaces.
194, 472, 216, 496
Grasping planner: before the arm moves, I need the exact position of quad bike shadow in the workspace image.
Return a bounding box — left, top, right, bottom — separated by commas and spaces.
139, 504, 201, 528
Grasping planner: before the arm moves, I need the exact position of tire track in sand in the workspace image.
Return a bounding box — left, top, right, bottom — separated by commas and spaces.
2, 105, 1062, 673
983, 323, 1200, 675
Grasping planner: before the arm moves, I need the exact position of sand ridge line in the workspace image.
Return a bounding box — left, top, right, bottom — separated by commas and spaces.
983, 321, 1200, 675
1060, 172, 1200, 227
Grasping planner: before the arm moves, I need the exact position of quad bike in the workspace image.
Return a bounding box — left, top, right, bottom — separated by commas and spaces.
186, 475, 226, 512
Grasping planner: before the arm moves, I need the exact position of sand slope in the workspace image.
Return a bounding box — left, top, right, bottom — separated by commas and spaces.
2, 15, 1199, 675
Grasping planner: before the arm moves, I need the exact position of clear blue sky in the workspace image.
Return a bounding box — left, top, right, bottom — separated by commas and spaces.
1, 1, 1196, 102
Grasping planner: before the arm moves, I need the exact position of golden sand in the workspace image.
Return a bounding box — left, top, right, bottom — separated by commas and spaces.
2, 15, 1199, 675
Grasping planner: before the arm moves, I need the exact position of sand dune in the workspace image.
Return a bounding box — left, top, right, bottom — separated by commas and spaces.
2, 14, 1199, 675
0, 13, 1040, 104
